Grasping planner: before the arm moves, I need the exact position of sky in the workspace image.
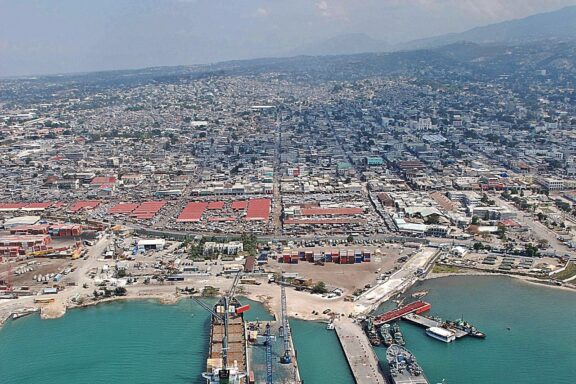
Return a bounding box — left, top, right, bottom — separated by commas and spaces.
0, 0, 575, 77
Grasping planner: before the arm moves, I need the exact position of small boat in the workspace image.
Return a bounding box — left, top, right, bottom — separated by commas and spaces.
326, 321, 335, 330
445, 318, 486, 339
392, 323, 406, 346
426, 327, 456, 343
364, 318, 381, 346
379, 324, 394, 346
411, 290, 429, 299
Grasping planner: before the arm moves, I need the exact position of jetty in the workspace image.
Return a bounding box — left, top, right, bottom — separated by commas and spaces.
335, 320, 387, 384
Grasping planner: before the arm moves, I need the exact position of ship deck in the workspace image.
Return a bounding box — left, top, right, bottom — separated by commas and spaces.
209, 315, 246, 376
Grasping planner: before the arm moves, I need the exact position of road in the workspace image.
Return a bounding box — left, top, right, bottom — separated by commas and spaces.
353, 247, 439, 315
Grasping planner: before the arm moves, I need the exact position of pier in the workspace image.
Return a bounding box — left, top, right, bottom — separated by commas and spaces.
246, 321, 301, 384
335, 320, 387, 384
373, 301, 431, 326
402, 313, 467, 338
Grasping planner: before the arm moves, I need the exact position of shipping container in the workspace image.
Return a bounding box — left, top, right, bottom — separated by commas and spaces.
299, 251, 306, 260
333, 256, 340, 264
283, 255, 291, 263
355, 256, 362, 264
325, 254, 332, 262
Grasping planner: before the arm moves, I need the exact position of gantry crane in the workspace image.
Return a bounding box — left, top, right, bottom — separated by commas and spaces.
279, 284, 291, 364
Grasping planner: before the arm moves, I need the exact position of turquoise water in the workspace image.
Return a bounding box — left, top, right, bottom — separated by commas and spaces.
0, 297, 353, 384
374, 276, 576, 384
291, 320, 355, 384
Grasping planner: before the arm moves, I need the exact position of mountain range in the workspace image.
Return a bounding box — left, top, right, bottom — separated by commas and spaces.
294, 5, 576, 56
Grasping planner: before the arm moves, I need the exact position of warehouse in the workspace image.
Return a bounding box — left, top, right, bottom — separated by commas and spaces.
2, 216, 41, 229
137, 239, 166, 252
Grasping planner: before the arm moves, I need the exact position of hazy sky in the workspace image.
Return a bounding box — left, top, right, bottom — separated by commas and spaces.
0, 0, 575, 77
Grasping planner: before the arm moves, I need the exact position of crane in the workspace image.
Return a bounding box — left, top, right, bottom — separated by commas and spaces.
279, 284, 291, 364
265, 323, 273, 384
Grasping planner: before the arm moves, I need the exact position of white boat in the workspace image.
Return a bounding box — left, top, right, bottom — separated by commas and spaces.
426, 327, 455, 343
326, 321, 335, 330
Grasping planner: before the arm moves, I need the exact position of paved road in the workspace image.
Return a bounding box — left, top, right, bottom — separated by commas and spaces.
354, 248, 439, 315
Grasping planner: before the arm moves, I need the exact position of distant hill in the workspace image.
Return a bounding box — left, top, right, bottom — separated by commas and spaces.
401, 6, 576, 50
289, 33, 388, 56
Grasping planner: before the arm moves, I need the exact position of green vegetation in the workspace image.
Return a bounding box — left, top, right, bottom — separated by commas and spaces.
553, 262, 576, 281
241, 233, 258, 256
311, 281, 328, 294
432, 264, 463, 274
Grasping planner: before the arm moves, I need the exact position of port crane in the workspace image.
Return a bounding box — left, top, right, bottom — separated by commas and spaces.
279, 284, 292, 364
265, 322, 273, 384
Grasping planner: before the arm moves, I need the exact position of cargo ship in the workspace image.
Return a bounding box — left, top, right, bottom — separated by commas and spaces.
386, 345, 429, 384
202, 295, 250, 384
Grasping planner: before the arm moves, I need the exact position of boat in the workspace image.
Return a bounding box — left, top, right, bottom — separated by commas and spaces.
200, 274, 250, 384
326, 321, 335, 330
386, 344, 429, 384
444, 318, 486, 339
392, 323, 405, 346
379, 324, 394, 346
426, 327, 456, 343
411, 290, 429, 299
364, 318, 381, 346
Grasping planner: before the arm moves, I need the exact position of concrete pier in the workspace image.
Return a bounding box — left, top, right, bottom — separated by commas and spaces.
403, 313, 467, 338
335, 320, 388, 384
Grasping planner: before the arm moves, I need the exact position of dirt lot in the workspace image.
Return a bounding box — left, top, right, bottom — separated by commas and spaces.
0, 258, 72, 289
266, 244, 406, 293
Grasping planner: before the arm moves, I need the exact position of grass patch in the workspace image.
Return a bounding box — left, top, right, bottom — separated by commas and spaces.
432, 264, 463, 274
552, 262, 576, 281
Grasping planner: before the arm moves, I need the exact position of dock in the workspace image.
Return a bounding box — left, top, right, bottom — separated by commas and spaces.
373, 301, 431, 326
246, 320, 301, 384
402, 313, 467, 338
335, 320, 388, 384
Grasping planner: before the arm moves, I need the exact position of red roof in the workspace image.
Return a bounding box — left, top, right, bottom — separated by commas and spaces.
207, 201, 225, 210
91, 176, 117, 185
177, 202, 208, 222
245, 199, 271, 221
231, 201, 248, 210
69, 201, 100, 212
301, 207, 363, 216
108, 203, 139, 214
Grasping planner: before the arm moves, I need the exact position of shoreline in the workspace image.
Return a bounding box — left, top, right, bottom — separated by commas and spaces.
3, 271, 575, 329
423, 270, 576, 293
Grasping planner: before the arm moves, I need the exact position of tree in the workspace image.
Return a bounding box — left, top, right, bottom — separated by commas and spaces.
114, 287, 127, 296
473, 242, 484, 251
311, 281, 328, 294
471, 216, 480, 225
346, 234, 354, 244
425, 214, 440, 225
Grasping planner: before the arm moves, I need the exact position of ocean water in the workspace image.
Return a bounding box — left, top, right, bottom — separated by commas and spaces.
374, 276, 576, 384
290, 320, 355, 384
0, 297, 352, 384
